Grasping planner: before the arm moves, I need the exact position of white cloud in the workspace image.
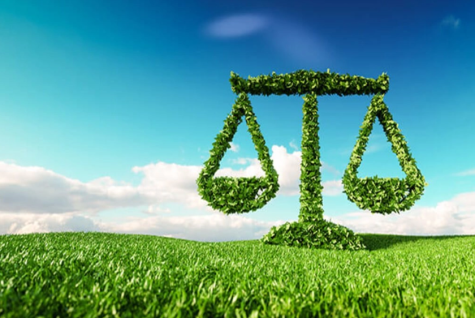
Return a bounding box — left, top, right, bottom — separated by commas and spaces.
334, 200, 475, 236
0, 144, 474, 242
4, 213, 101, 235
0, 162, 153, 214
1, 212, 287, 243
228, 141, 240, 152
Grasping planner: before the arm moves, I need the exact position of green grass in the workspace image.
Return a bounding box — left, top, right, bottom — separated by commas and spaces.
1, 231, 475, 317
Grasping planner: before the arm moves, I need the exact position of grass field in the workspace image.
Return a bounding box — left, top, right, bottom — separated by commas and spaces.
1, 231, 474, 317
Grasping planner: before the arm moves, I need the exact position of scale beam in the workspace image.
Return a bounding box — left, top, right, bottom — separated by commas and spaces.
229, 69, 389, 96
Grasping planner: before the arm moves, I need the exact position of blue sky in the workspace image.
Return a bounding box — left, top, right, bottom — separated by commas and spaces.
0, 0, 474, 242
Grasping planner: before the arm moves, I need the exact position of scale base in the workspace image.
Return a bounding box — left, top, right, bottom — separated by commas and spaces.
261, 219, 367, 251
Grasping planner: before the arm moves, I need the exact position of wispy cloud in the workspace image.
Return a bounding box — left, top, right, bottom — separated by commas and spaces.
452, 169, 475, 176
201, 13, 270, 38
201, 11, 337, 67
289, 140, 299, 151
338, 133, 386, 156
1, 144, 474, 241
441, 15, 461, 30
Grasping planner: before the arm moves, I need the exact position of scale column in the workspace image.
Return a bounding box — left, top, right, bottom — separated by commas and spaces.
298, 93, 325, 223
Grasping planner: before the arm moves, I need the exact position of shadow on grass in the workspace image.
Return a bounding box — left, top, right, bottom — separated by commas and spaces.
226, 233, 475, 252
355, 233, 475, 251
